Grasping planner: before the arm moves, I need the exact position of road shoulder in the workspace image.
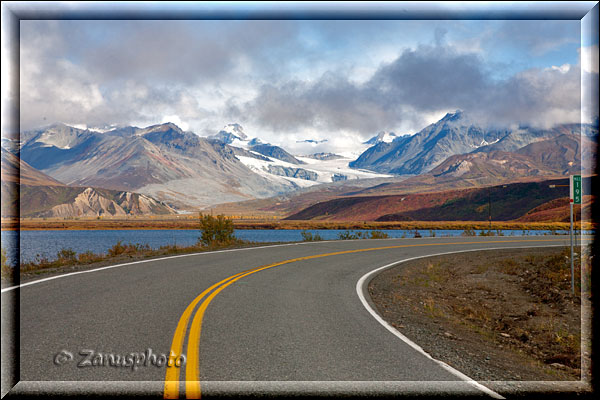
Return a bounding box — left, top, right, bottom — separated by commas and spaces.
367, 247, 584, 382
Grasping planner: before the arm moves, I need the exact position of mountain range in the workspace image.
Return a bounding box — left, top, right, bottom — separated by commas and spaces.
12, 122, 388, 211
350, 111, 596, 175
0, 147, 175, 218
3, 111, 596, 218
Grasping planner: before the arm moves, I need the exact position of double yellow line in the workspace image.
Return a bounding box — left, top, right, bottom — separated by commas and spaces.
163, 238, 565, 399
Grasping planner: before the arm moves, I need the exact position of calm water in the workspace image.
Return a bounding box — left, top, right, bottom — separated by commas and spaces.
1, 228, 581, 266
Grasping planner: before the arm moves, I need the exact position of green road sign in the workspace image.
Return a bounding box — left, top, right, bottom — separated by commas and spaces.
571, 175, 581, 204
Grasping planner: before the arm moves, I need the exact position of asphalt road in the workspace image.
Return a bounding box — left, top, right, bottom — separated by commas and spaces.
1, 236, 585, 398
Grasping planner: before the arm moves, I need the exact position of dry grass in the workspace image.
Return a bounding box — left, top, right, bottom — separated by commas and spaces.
1, 239, 260, 282
369, 246, 587, 379
4, 217, 592, 232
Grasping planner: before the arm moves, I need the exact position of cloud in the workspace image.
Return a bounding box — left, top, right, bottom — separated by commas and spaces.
17, 19, 590, 142
238, 43, 587, 138
580, 44, 599, 74
17, 20, 312, 131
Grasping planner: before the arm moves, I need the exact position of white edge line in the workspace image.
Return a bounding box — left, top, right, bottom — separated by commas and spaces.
1, 241, 315, 293
0, 238, 459, 293
2, 237, 575, 293
356, 244, 565, 400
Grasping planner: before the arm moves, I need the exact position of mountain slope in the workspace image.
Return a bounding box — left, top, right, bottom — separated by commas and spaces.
350, 111, 596, 176
284, 178, 591, 222
18, 186, 176, 218
1, 147, 65, 186
249, 143, 304, 164
19, 123, 296, 209
364, 131, 398, 145
424, 133, 595, 182
1, 148, 176, 218
350, 111, 511, 174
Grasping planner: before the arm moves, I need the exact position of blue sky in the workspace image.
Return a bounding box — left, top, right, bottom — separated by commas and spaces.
15, 12, 598, 154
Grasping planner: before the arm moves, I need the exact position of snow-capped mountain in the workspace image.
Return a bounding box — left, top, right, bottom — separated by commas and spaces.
208, 124, 303, 163
363, 131, 398, 145
16, 122, 389, 210
208, 123, 248, 144
352, 111, 510, 174
207, 123, 390, 188
18, 123, 299, 209
351, 110, 597, 176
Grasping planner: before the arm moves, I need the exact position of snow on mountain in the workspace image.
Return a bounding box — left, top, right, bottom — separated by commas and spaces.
302, 152, 344, 161
1, 137, 21, 153
209, 123, 248, 144
470, 138, 501, 149
296, 139, 328, 144
364, 131, 398, 145
235, 150, 391, 189
207, 123, 391, 186
222, 123, 247, 139
351, 111, 513, 174
351, 111, 597, 176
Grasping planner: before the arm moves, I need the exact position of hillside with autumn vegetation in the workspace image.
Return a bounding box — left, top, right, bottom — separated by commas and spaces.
284, 177, 595, 223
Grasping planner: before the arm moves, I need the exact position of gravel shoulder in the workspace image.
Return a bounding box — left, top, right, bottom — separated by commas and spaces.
368, 247, 587, 381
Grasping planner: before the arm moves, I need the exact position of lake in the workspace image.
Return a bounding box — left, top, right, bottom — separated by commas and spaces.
1, 228, 579, 266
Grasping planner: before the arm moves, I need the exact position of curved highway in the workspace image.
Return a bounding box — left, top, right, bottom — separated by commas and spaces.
1, 236, 582, 398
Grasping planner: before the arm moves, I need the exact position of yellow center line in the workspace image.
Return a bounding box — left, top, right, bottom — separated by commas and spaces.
167, 238, 568, 399
164, 270, 251, 399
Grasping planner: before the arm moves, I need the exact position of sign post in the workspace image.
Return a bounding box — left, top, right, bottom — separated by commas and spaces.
569, 175, 581, 294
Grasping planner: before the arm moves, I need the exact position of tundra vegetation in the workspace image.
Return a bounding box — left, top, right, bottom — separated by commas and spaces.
6, 217, 591, 232
337, 230, 390, 240
300, 231, 323, 241
369, 246, 590, 380
1, 214, 246, 281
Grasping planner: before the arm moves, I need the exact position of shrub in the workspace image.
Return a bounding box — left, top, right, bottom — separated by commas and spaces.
57, 248, 77, 263
301, 231, 323, 241
78, 251, 103, 264
338, 230, 358, 240
1, 247, 7, 269
1, 247, 10, 278
370, 230, 389, 239
108, 241, 126, 257
462, 228, 476, 236
107, 241, 150, 257
199, 214, 236, 246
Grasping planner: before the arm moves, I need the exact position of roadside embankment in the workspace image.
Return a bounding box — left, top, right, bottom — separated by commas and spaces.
368, 246, 588, 381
